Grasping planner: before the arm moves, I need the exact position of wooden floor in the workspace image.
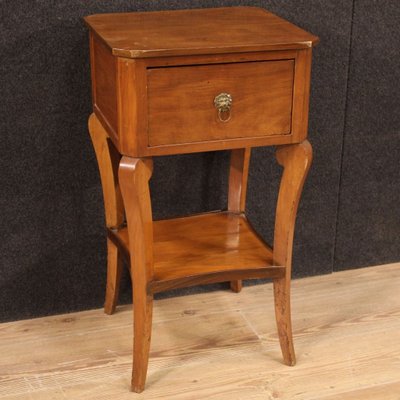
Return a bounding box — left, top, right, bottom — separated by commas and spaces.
1, 263, 400, 400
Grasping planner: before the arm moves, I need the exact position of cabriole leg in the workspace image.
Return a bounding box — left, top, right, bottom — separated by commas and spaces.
119, 156, 154, 393
273, 140, 313, 366
88, 114, 124, 314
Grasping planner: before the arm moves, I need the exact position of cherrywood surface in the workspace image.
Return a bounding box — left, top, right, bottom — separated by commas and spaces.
273, 140, 313, 366
90, 33, 119, 145
228, 148, 251, 213
88, 114, 124, 315
142, 49, 296, 68
291, 48, 313, 142
118, 157, 154, 393
89, 33, 314, 157
152, 213, 273, 281
84, 7, 319, 58
229, 278, 243, 294
88, 114, 123, 229
104, 237, 123, 316
116, 57, 148, 157
147, 60, 294, 146
1, 263, 399, 399
139, 131, 301, 157
86, 6, 318, 393
228, 148, 252, 293
89, 47, 315, 158
109, 212, 285, 294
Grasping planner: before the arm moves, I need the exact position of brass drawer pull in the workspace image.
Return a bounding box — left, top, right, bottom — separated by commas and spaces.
214, 92, 232, 122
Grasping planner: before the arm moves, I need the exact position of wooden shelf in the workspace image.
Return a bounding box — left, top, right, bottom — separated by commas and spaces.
109, 212, 285, 293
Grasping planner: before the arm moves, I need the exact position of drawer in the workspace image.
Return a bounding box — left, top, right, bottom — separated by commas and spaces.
147, 60, 294, 147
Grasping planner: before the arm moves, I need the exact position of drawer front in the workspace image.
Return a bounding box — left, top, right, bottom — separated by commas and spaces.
147, 60, 294, 147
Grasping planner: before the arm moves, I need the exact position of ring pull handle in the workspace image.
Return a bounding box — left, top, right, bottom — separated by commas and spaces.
214, 92, 232, 122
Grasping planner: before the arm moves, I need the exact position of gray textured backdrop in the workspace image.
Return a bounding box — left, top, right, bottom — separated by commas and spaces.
1, 0, 399, 322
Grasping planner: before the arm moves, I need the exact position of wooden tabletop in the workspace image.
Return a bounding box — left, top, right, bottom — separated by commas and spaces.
84, 7, 319, 58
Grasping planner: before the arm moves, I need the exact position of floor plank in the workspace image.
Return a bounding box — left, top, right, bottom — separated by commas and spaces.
317, 381, 400, 400
0, 263, 399, 399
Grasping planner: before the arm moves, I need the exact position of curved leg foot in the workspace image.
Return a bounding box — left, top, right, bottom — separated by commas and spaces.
230, 280, 243, 293
273, 277, 296, 365
131, 293, 153, 393
104, 237, 123, 315
273, 140, 313, 366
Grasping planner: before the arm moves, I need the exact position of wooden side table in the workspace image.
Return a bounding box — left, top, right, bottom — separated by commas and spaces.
85, 7, 318, 392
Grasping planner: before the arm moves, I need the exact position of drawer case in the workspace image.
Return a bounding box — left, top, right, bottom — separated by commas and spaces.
147, 60, 294, 146
86, 7, 318, 157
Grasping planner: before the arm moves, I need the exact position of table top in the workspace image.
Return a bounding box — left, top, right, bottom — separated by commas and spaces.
84, 7, 319, 58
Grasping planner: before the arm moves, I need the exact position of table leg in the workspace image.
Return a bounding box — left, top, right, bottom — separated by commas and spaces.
273, 140, 313, 366
228, 148, 251, 293
104, 238, 123, 315
88, 114, 124, 315
119, 156, 154, 393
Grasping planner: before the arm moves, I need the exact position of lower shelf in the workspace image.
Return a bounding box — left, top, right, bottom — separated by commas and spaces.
109, 211, 284, 293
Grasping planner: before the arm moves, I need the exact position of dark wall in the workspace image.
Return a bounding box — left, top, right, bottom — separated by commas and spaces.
0, 1, 398, 322
333, 0, 400, 270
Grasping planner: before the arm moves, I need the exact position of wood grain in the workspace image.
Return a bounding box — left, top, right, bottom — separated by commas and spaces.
88, 113, 124, 315
85, 6, 318, 393
272, 140, 313, 366
88, 113, 123, 228
228, 148, 251, 293
228, 148, 251, 214
147, 60, 294, 146
273, 140, 313, 268
88, 34, 315, 158
104, 237, 123, 315
84, 7, 319, 58
144, 49, 296, 68
116, 58, 148, 156
108, 212, 284, 294
1, 263, 399, 399
86, 8, 318, 157
152, 213, 272, 282
291, 48, 313, 141
317, 382, 400, 400
90, 34, 119, 145
118, 157, 154, 392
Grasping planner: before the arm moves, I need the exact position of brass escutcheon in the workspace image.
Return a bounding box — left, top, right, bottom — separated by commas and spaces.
214, 92, 232, 122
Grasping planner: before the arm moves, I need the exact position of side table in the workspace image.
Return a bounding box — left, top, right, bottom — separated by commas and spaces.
85, 7, 318, 392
